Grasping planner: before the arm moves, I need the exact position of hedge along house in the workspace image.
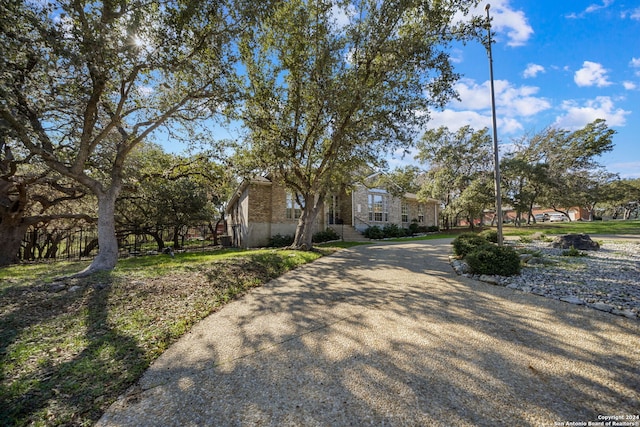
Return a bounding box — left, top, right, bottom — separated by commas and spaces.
225, 175, 440, 248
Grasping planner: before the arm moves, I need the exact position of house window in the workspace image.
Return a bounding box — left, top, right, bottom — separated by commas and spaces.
417, 205, 424, 223
368, 193, 387, 222
286, 193, 302, 219
401, 202, 409, 223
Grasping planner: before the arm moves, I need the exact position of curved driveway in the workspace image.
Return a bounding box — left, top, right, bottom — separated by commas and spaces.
98, 239, 640, 426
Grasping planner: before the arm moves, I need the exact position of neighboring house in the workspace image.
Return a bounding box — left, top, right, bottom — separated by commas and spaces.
225, 175, 440, 248
469, 206, 591, 226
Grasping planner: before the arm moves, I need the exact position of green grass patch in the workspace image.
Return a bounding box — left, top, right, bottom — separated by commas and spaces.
0, 248, 327, 426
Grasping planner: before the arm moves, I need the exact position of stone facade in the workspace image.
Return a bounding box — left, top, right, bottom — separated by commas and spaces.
351, 184, 439, 232
226, 175, 440, 248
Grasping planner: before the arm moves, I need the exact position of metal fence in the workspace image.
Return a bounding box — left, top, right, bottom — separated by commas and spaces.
20, 227, 99, 262
18, 223, 225, 263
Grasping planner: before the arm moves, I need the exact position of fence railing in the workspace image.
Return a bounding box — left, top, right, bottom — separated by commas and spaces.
18, 223, 226, 263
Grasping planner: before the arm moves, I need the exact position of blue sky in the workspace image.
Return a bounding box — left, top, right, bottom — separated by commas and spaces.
405, 0, 640, 178
158, 1, 639, 179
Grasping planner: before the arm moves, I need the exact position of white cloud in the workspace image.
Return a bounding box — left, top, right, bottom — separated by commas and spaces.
631, 57, 640, 68
574, 61, 612, 87
523, 63, 545, 78
427, 109, 524, 135
568, 0, 614, 18
451, 78, 551, 118
622, 7, 640, 20
427, 78, 551, 136
608, 162, 640, 179
585, 0, 614, 14
464, 2, 533, 47
623, 81, 637, 90
450, 48, 464, 64
136, 85, 154, 97
554, 96, 630, 129
428, 109, 491, 131
483, 1, 533, 47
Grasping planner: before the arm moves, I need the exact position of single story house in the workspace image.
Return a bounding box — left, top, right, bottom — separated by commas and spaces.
225, 175, 440, 248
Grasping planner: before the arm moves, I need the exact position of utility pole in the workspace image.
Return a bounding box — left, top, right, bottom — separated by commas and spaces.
485, 4, 504, 245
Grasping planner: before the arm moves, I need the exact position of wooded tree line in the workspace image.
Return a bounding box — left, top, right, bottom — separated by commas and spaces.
411, 120, 640, 229
1, 139, 232, 265
1, 0, 636, 273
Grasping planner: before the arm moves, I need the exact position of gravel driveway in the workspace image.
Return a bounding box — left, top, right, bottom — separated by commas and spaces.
98, 239, 640, 427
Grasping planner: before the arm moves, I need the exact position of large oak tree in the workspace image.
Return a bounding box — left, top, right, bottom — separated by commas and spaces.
236, 0, 484, 249
0, 0, 237, 274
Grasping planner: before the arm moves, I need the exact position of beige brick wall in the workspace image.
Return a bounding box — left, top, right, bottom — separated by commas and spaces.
352, 186, 369, 224
248, 182, 272, 222
232, 179, 441, 247
351, 184, 439, 230
269, 184, 294, 225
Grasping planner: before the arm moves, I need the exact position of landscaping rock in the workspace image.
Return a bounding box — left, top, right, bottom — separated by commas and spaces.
612, 309, 638, 319
589, 302, 614, 312
451, 240, 640, 321
552, 234, 600, 251
560, 296, 585, 305
479, 274, 499, 285
449, 258, 470, 275
48, 282, 67, 292
519, 254, 533, 263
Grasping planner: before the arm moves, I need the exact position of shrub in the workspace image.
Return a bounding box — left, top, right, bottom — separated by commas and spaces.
562, 246, 587, 257
382, 223, 406, 238
452, 233, 491, 257
408, 222, 420, 235
268, 234, 294, 247
427, 225, 440, 232
363, 225, 384, 239
465, 245, 521, 276
479, 229, 498, 243
312, 228, 340, 243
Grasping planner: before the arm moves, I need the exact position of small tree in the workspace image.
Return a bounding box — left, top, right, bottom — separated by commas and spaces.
117, 144, 231, 250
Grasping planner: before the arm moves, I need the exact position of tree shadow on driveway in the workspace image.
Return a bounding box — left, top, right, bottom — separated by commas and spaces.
98, 239, 640, 427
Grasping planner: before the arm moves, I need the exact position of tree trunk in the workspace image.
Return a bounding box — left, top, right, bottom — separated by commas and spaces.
172, 226, 180, 249
0, 219, 28, 266
212, 213, 225, 246
80, 238, 99, 258
147, 230, 165, 251
291, 194, 322, 250
75, 189, 119, 276
43, 233, 63, 259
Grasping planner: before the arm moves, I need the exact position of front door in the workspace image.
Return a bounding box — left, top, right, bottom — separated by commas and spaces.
328, 195, 342, 224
